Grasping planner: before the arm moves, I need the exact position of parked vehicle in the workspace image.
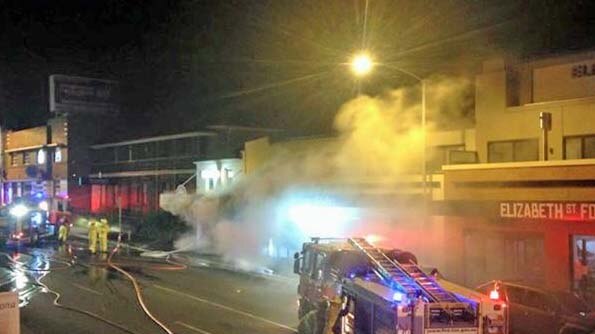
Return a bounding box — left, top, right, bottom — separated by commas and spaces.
477, 280, 595, 334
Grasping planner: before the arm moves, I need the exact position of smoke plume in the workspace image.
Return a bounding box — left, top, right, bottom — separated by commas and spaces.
161, 76, 473, 271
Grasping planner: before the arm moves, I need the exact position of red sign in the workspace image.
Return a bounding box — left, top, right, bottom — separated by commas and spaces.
500, 202, 595, 221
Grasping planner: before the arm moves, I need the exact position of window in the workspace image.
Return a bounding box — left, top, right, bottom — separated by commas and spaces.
564, 135, 595, 159
464, 231, 544, 287
311, 253, 326, 280
37, 149, 46, 164
506, 66, 521, 107
55, 147, 62, 162
132, 142, 156, 160
115, 145, 130, 162
428, 145, 465, 172
10, 153, 18, 166
23, 151, 34, 165
93, 148, 114, 164
488, 139, 539, 162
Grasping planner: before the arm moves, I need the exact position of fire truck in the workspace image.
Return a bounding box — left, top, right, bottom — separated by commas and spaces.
294, 237, 508, 334
4, 195, 70, 246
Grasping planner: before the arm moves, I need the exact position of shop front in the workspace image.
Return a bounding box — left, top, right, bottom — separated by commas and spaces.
442, 161, 595, 299
445, 201, 595, 296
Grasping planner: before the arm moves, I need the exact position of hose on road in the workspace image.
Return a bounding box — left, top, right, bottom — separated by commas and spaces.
1, 251, 141, 334
35, 272, 141, 334
108, 245, 176, 334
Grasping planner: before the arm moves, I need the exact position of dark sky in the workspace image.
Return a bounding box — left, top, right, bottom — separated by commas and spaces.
1, 0, 594, 139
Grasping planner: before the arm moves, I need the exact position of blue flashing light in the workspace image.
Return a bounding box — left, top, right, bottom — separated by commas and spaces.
35, 192, 44, 199
349, 272, 356, 279
392, 292, 403, 302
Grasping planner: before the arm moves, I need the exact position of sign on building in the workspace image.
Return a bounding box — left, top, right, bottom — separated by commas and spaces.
500, 201, 595, 221
49, 75, 119, 114
0, 291, 19, 334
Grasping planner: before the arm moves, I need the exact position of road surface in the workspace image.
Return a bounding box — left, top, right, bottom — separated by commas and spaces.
0, 240, 298, 334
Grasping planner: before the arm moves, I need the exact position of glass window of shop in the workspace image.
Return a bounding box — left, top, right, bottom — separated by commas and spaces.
564, 135, 595, 159
572, 235, 595, 297
464, 230, 544, 287
488, 139, 539, 162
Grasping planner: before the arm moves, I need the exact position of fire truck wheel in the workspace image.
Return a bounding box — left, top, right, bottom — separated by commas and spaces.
297, 309, 323, 334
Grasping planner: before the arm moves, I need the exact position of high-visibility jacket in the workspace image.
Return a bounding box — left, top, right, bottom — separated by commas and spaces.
88, 220, 98, 253
98, 219, 110, 252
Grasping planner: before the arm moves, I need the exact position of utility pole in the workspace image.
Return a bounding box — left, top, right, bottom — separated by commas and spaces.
117, 196, 122, 247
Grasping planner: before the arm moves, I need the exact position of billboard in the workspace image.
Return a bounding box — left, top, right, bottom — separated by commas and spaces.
49, 74, 119, 114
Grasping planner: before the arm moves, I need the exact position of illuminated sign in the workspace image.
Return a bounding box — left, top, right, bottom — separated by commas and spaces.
49, 74, 119, 114
571, 63, 595, 78
0, 291, 19, 334
500, 201, 595, 221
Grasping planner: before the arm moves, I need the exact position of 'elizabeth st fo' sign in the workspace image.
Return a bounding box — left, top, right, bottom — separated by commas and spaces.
500, 201, 595, 222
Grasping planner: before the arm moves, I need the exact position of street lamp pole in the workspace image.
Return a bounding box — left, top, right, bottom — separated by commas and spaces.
421, 80, 427, 204
383, 66, 427, 203
349, 55, 428, 206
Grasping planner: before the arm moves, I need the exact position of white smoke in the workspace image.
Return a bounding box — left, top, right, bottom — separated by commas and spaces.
161, 76, 473, 271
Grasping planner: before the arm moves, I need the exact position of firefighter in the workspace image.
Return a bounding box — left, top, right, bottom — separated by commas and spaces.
322, 296, 343, 334
58, 223, 68, 243
88, 217, 99, 254
98, 218, 110, 253
58, 216, 70, 243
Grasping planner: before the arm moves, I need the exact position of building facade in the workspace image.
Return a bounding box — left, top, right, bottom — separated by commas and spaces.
2, 117, 68, 206
437, 51, 595, 295
239, 50, 595, 295
475, 51, 595, 163
88, 131, 215, 214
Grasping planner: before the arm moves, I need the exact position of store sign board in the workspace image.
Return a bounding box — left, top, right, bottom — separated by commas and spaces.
534, 59, 595, 102
500, 201, 595, 221
49, 74, 119, 114
0, 291, 19, 334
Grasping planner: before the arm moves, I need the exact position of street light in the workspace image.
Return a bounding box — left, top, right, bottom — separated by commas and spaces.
348, 56, 428, 205
350, 52, 374, 77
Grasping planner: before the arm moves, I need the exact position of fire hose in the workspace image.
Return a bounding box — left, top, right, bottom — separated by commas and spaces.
0, 251, 140, 334
1, 239, 188, 334
107, 245, 176, 334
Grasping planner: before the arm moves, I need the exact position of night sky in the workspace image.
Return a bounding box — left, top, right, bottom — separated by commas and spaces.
1, 0, 594, 139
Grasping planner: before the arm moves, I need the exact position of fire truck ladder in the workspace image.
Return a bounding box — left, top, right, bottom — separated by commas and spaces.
348, 238, 458, 303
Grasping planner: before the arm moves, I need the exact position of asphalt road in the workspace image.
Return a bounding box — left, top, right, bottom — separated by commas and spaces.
0, 240, 299, 334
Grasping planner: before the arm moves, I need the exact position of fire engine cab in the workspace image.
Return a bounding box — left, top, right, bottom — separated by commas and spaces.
3, 195, 70, 246
294, 237, 508, 334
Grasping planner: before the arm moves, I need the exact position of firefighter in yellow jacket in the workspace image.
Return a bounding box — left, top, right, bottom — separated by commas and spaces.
88, 218, 99, 254
58, 224, 68, 243
58, 216, 70, 243
98, 218, 110, 253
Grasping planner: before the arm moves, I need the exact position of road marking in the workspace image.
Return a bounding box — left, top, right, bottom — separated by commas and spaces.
153, 284, 297, 332
175, 321, 215, 334
72, 282, 103, 296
